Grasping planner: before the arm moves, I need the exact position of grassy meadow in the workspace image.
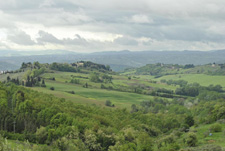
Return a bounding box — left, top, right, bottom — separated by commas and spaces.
32, 78, 158, 109
2, 67, 225, 109
156, 74, 225, 88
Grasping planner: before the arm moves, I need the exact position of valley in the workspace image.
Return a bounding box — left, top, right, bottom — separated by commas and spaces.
1, 61, 225, 151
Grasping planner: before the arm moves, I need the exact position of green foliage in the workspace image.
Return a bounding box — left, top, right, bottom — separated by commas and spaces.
83, 82, 88, 88
212, 104, 225, 121
102, 75, 112, 83
166, 79, 188, 87
105, 100, 114, 107
175, 84, 199, 97
70, 78, 80, 84
90, 72, 101, 83
131, 104, 139, 113
209, 123, 222, 132
80, 61, 111, 71
0, 83, 179, 150
184, 64, 195, 69
136, 133, 153, 151
133, 63, 225, 76
20, 62, 32, 69
50, 62, 77, 72
185, 115, 195, 127
185, 132, 198, 147
0, 134, 52, 151
90, 72, 112, 83
36, 126, 48, 144
31, 67, 46, 78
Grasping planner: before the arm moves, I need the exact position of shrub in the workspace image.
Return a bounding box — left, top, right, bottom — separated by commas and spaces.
36, 126, 48, 144
105, 100, 114, 107
185, 115, 195, 127
50, 87, 55, 91
185, 132, 197, 147
209, 123, 222, 132
105, 100, 112, 106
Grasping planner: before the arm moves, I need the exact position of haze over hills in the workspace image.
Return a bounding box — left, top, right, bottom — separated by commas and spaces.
1, 49, 225, 71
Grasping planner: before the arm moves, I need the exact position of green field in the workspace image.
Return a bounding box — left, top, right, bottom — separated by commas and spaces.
156, 74, 225, 87
3, 69, 225, 109
1, 70, 176, 109
32, 80, 157, 109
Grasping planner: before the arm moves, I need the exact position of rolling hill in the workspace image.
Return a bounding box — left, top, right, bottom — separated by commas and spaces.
1, 61, 225, 150
1, 49, 225, 72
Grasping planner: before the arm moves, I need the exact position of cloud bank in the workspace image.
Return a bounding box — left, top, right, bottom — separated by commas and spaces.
0, 0, 225, 52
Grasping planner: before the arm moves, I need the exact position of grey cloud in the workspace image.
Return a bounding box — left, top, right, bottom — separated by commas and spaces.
0, 11, 15, 28
37, 31, 90, 46
37, 30, 62, 44
0, 0, 45, 10
8, 30, 35, 45
69, 0, 225, 19
35, 30, 139, 50
125, 14, 154, 24
0, 41, 10, 49
5, 8, 92, 27
114, 36, 138, 45
0, 0, 80, 11
64, 34, 88, 45
160, 26, 225, 42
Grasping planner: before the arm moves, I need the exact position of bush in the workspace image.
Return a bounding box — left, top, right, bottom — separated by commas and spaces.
105, 100, 114, 107
185, 132, 197, 147
209, 123, 222, 132
50, 87, 55, 91
185, 115, 195, 127
105, 100, 112, 106
36, 126, 48, 144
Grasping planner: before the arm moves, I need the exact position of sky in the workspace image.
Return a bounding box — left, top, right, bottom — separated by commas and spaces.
0, 0, 225, 52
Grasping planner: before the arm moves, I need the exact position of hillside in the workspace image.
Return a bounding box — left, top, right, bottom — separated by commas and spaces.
1, 61, 225, 150
123, 63, 225, 76
0, 61, 20, 71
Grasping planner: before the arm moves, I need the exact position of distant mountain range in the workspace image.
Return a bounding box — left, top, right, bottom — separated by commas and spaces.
0, 49, 225, 71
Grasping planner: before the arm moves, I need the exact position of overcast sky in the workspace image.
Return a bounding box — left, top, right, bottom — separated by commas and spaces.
0, 0, 225, 52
